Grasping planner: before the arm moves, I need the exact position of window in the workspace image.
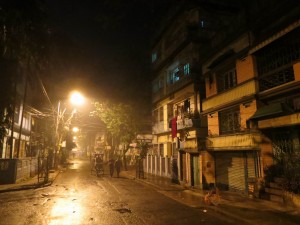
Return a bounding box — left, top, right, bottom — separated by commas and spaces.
219, 106, 240, 134
217, 68, 237, 92
176, 99, 190, 117
183, 99, 190, 113
152, 76, 163, 93
151, 52, 157, 63
14, 107, 20, 124
199, 19, 210, 29
167, 104, 173, 120
183, 63, 190, 75
256, 28, 299, 91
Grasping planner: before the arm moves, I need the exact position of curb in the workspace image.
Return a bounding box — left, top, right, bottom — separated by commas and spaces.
0, 170, 60, 193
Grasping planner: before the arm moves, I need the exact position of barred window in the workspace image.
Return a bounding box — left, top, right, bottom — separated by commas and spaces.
217, 68, 237, 92
219, 106, 240, 134
256, 28, 300, 91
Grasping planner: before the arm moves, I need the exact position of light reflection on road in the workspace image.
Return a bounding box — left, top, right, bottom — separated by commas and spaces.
48, 160, 84, 225
49, 197, 83, 225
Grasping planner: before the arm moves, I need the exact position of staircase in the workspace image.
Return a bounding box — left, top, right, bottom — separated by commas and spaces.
262, 177, 285, 203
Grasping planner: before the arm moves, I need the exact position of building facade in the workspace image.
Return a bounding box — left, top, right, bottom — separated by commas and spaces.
149, 1, 236, 188
202, 1, 300, 193
149, 0, 300, 196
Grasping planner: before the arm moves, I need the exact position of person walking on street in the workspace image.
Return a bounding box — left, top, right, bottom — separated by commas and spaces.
115, 157, 122, 178
108, 159, 114, 177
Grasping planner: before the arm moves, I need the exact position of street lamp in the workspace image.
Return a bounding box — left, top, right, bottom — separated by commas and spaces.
70, 91, 85, 106
53, 91, 85, 168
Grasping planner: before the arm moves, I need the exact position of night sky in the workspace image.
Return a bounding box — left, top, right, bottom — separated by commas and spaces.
44, 0, 175, 110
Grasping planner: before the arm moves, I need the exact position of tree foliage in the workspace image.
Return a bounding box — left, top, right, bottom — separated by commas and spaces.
91, 102, 137, 152
137, 140, 149, 159
264, 151, 300, 194
0, 0, 50, 148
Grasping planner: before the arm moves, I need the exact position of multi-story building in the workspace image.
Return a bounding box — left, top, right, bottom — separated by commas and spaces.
0, 63, 50, 183
149, 1, 241, 187
202, 1, 300, 194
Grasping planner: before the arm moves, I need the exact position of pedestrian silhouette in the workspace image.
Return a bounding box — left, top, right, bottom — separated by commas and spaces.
108, 159, 114, 177
115, 158, 122, 178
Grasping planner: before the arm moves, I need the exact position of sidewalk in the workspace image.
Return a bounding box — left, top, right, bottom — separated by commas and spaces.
122, 166, 300, 224
0, 169, 60, 193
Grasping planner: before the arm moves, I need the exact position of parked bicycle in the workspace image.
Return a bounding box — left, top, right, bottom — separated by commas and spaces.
204, 184, 221, 206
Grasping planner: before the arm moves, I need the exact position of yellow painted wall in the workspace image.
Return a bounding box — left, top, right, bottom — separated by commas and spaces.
207, 113, 219, 136
205, 74, 217, 98
236, 55, 256, 84
293, 62, 300, 81
239, 100, 257, 131
201, 151, 215, 185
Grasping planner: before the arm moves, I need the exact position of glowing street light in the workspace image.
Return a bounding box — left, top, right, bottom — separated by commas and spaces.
72, 127, 79, 133
70, 91, 85, 106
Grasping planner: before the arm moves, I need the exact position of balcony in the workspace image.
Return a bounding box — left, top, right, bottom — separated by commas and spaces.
207, 132, 262, 151
166, 74, 193, 97
152, 74, 194, 104
152, 121, 167, 134
177, 117, 201, 130
202, 80, 256, 112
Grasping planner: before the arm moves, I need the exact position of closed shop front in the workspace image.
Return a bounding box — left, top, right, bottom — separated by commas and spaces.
191, 154, 200, 187
179, 151, 186, 182
215, 151, 258, 193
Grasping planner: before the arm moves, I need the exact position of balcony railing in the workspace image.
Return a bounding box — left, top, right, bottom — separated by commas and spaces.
206, 132, 261, 151
202, 80, 256, 111
152, 121, 166, 134
177, 117, 201, 130
153, 116, 202, 135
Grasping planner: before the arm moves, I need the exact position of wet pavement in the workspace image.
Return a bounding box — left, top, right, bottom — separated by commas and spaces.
1, 158, 300, 225
121, 165, 300, 225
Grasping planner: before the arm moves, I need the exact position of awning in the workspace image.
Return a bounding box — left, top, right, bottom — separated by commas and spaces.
249, 19, 300, 54
249, 103, 294, 120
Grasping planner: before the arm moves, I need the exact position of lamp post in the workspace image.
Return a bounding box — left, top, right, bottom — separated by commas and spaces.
53, 91, 85, 168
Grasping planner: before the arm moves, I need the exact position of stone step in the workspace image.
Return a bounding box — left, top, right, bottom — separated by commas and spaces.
269, 182, 283, 189
265, 187, 283, 196
274, 177, 286, 184
269, 194, 284, 203
260, 193, 284, 203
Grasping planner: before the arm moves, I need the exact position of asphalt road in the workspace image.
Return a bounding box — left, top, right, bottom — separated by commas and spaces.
0, 159, 235, 225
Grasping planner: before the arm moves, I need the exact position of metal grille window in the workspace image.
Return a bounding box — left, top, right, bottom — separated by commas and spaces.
271, 131, 294, 156
217, 68, 237, 92
256, 28, 300, 91
219, 106, 240, 134
259, 67, 294, 91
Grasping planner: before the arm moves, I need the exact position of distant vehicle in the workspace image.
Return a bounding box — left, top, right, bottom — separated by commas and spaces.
91, 153, 104, 176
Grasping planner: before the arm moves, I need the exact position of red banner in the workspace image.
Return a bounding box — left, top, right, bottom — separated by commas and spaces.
171, 117, 177, 139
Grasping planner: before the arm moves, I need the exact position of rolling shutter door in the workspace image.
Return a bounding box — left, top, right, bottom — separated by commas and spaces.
215, 152, 246, 192
246, 152, 256, 179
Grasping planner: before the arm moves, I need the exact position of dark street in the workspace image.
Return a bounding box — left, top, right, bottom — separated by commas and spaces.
0, 158, 234, 225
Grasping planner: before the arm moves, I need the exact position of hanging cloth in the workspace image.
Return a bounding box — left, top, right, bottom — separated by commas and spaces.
171, 117, 177, 139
